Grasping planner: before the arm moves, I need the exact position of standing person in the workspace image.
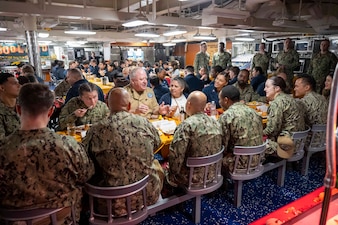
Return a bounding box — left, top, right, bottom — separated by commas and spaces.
212, 42, 232, 70
0, 73, 21, 140
218, 85, 263, 172
82, 88, 163, 216
263, 76, 305, 158
251, 43, 270, 76
294, 74, 328, 127
167, 91, 222, 187
307, 39, 337, 93
275, 38, 300, 87
194, 41, 210, 75
0, 83, 94, 223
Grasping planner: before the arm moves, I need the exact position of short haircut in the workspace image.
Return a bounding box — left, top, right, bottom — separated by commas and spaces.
68, 68, 82, 79
254, 66, 263, 74
149, 75, 160, 86
172, 76, 188, 92
113, 72, 124, 79
229, 66, 240, 76
18, 83, 54, 115
82, 60, 89, 65
21, 64, 35, 75
213, 65, 224, 74
200, 41, 207, 46
220, 85, 240, 102
297, 74, 316, 91
218, 71, 230, 82
0, 73, 14, 84
219, 42, 225, 46
78, 82, 98, 96
129, 67, 145, 80
269, 76, 287, 92
185, 65, 194, 73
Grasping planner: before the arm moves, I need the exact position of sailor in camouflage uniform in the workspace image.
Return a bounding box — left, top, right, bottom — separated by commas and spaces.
82, 88, 163, 216
212, 42, 232, 70
218, 85, 263, 172
194, 41, 210, 74
124, 67, 168, 118
54, 78, 71, 98
307, 39, 337, 93
233, 69, 266, 103
167, 91, 222, 187
275, 38, 300, 87
59, 82, 109, 130
0, 73, 21, 140
294, 74, 328, 127
0, 83, 94, 223
251, 43, 270, 76
263, 76, 305, 155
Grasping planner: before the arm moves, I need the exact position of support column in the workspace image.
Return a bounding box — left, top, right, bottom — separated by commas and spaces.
23, 16, 43, 79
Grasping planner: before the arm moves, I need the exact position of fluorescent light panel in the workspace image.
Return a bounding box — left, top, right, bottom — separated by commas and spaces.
235, 37, 255, 41
135, 32, 159, 38
64, 30, 96, 35
163, 42, 176, 46
122, 20, 149, 27
38, 32, 49, 38
0, 27, 7, 31
163, 29, 187, 36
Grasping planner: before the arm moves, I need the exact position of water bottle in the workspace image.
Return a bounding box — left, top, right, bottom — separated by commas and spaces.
210, 101, 217, 119
180, 106, 186, 122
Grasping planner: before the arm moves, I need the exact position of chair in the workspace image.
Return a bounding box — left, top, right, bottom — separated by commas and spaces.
0, 206, 76, 225
288, 127, 311, 163
85, 175, 149, 225
301, 124, 326, 176
148, 146, 224, 224
229, 142, 266, 207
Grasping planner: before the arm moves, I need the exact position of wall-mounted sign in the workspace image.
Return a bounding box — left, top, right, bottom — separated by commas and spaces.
0, 43, 50, 56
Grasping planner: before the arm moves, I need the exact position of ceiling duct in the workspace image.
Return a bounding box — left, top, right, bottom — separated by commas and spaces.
40, 18, 59, 29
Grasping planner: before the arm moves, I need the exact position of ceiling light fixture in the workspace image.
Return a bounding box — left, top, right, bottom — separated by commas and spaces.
235, 37, 255, 41
0, 27, 7, 31
163, 28, 187, 36
122, 14, 149, 27
193, 29, 217, 40
64, 30, 96, 35
38, 32, 49, 38
163, 42, 176, 47
135, 31, 160, 38
172, 35, 187, 43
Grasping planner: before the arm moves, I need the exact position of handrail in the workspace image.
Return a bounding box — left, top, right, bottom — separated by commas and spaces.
319, 64, 338, 225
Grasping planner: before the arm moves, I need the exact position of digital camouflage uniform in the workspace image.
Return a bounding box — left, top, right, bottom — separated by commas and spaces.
58, 97, 109, 130
124, 84, 159, 118
218, 102, 263, 172
0, 128, 94, 222
263, 92, 305, 154
307, 51, 337, 92
233, 82, 266, 103
82, 111, 163, 216
168, 113, 222, 186
298, 91, 328, 147
194, 51, 210, 74
212, 51, 232, 70
251, 51, 270, 75
54, 79, 71, 98
0, 100, 20, 140
275, 49, 300, 86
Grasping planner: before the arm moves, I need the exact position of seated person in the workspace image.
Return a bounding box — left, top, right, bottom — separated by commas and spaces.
218, 85, 263, 172
54, 78, 71, 98
228, 66, 240, 85
124, 67, 168, 118
113, 71, 129, 87
159, 76, 188, 118
59, 82, 109, 130
263, 76, 305, 158
184, 65, 204, 93
149, 75, 169, 104
82, 88, 163, 216
294, 74, 328, 127
0, 83, 94, 223
65, 68, 105, 103
167, 91, 222, 187
250, 66, 266, 92
0, 73, 21, 140
322, 73, 333, 101
233, 69, 266, 103
203, 71, 229, 109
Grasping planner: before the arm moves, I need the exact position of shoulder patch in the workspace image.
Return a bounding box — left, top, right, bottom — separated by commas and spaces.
147, 92, 153, 98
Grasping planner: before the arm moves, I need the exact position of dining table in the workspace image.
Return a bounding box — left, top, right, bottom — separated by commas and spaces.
85, 75, 115, 95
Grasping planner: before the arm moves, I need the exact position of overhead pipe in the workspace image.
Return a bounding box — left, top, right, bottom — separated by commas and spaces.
245, 0, 273, 12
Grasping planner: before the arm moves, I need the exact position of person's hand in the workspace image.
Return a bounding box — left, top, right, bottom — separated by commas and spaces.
74, 108, 88, 117
204, 102, 211, 112
159, 102, 169, 116
135, 104, 149, 114
167, 105, 178, 117
200, 74, 208, 81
